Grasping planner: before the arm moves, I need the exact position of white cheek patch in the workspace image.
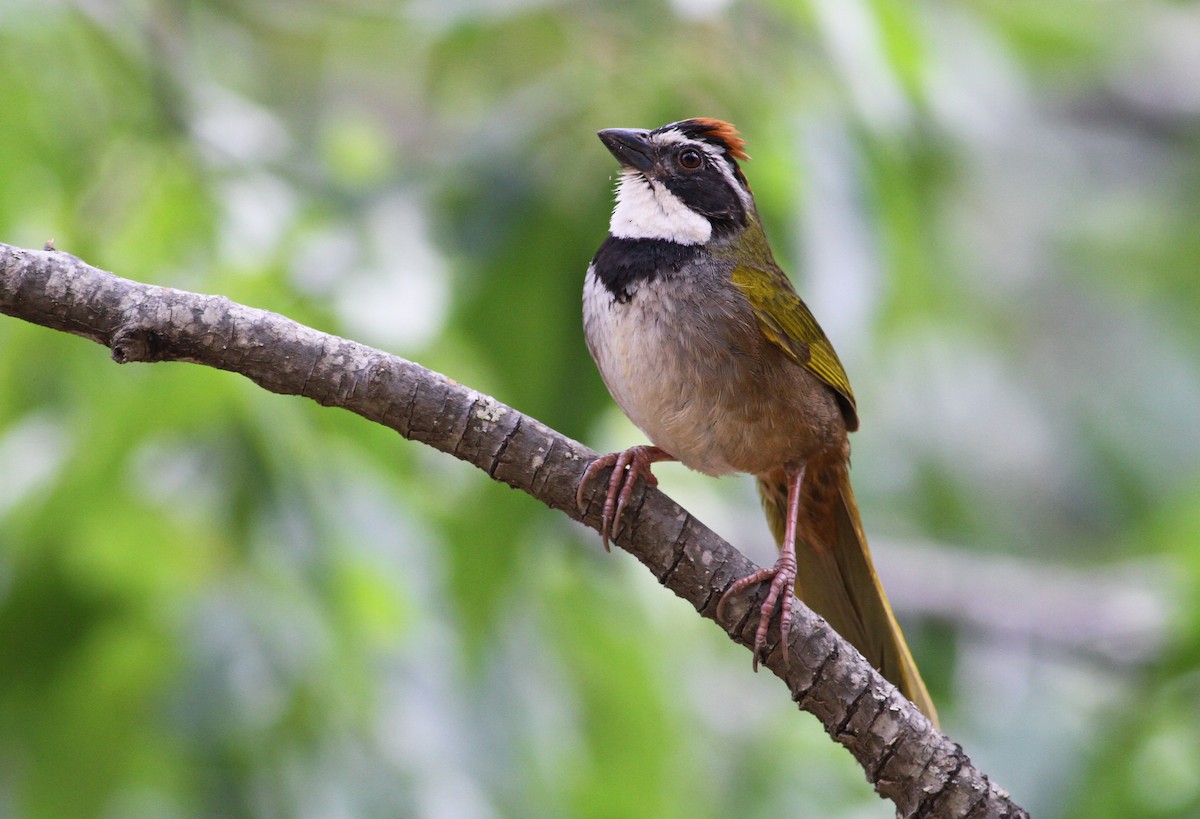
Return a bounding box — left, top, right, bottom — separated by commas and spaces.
608, 171, 712, 245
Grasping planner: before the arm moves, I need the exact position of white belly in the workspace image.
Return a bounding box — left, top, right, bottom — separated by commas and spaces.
584, 268, 748, 476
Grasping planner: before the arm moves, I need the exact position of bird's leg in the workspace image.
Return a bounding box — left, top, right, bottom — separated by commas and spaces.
717, 464, 805, 671
576, 445, 675, 551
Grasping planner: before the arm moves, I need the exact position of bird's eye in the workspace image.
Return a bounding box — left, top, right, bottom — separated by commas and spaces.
678, 148, 702, 169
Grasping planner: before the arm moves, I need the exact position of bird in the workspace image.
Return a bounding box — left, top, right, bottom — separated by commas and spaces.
575, 117, 938, 725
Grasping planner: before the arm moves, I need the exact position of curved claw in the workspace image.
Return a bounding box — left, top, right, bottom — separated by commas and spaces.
576, 445, 672, 551
716, 464, 805, 671
717, 554, 798, 671
715, 568, 773, 624
755, 553, 797, 669
576, 452, 618, 511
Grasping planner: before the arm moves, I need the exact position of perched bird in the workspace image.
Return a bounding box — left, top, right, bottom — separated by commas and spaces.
576, 118, 937, 725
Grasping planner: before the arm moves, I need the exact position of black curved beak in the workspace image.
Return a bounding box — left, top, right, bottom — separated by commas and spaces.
598, 128, 654, 174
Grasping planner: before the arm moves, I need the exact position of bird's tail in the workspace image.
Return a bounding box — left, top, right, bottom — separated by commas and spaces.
757, 460, 939, 726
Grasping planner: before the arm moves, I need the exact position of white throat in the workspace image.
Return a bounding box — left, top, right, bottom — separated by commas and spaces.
608, 170, 712, 245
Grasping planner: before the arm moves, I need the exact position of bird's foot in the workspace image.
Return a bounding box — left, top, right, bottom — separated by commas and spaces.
716, 548, 799, 671
576, 445, 672, 551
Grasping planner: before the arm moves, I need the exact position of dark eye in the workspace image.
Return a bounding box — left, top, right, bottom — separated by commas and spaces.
678, 148, 702, 169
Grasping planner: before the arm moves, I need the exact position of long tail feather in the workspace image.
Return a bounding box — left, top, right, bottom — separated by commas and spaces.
757, 462, 939, 726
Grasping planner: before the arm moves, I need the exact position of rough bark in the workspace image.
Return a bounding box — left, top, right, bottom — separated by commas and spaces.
0, 242, 1028, 818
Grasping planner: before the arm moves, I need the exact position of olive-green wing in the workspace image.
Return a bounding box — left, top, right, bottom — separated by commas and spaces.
731, 263, 858, 430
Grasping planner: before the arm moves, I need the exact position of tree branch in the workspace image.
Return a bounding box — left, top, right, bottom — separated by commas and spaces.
0, 242, 1027, 818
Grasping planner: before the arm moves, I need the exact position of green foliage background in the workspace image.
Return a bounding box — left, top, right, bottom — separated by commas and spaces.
2, 1, 1199, 817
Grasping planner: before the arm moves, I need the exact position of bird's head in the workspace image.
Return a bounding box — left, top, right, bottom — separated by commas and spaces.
599, 118, 755, 246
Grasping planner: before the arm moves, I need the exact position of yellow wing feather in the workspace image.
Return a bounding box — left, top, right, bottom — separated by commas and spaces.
730, 262, 859, 431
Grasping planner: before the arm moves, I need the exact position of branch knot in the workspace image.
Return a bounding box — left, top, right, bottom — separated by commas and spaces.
111, 324, 166, 364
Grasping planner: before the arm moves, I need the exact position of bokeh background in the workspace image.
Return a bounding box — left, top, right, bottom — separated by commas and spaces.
1, 1, 1198, 817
